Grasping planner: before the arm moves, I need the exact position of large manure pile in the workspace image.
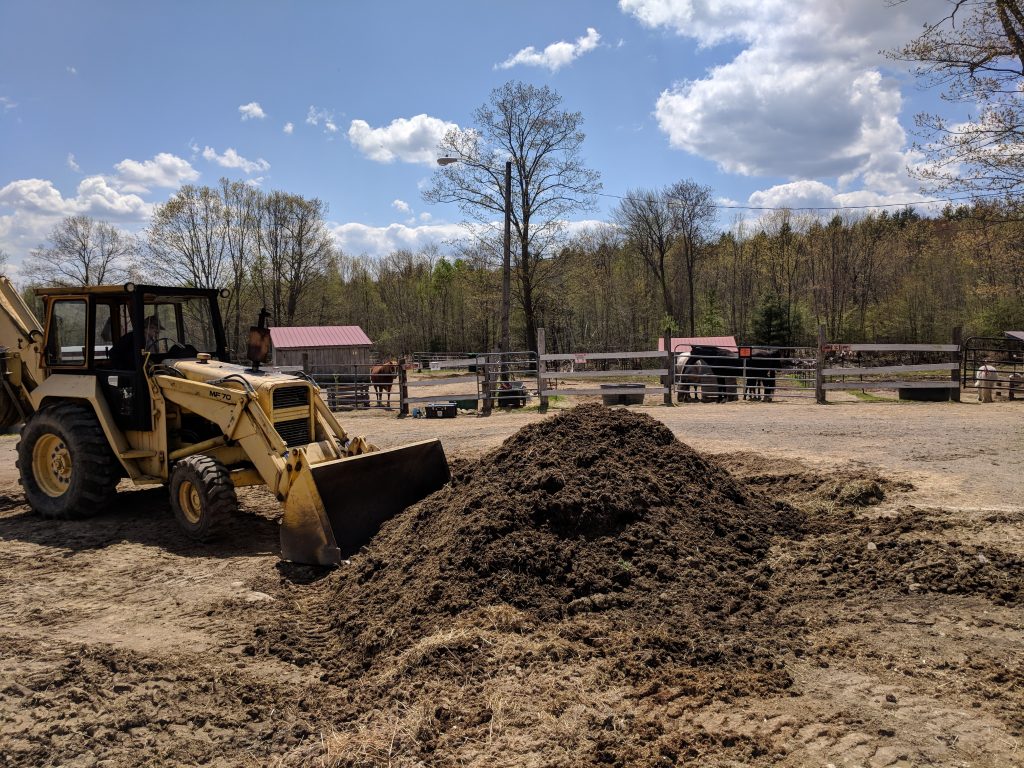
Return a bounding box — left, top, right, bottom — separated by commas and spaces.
261, 404, 807, 765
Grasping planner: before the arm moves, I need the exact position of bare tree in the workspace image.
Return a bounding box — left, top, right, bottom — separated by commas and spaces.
147, 185, 230, 288
23, 216, 137, 286
220, 179, 260, 351
614, 188, 679, 324
889, 0, 1024, 193
252, 192, 334, 326
424, 81, 601, 352
666, 180, 716, 335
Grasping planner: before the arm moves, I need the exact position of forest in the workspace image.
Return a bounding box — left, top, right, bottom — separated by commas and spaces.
11, 188, 1024, 358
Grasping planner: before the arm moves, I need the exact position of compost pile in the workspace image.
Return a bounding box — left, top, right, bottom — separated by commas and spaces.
259, 404, 807, 764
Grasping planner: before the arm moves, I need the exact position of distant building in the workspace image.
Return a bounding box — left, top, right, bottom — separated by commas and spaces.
269, 326, 373, 371
657, 335, 738, 353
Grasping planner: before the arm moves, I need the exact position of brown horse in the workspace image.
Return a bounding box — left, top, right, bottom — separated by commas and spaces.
370, 360, 398, 409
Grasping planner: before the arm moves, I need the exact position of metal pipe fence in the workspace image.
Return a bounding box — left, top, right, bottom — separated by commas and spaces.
671, 345, 818, 402
308, 362, 399, 410
358, 326, 1024, 417
961, 336, 1024, 401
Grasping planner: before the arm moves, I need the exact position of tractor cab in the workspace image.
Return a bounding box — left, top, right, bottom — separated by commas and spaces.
37, 283, 228, 430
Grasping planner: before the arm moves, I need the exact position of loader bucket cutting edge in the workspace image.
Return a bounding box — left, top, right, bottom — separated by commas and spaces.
309, 438, 449, 559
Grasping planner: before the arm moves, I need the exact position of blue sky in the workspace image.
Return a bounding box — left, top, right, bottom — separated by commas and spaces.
0, 0, 957, 272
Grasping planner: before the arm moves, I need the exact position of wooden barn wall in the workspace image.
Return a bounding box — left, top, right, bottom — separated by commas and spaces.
273, 345, 372, 370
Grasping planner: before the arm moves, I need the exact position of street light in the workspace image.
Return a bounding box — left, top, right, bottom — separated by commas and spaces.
437, 156, 513, 355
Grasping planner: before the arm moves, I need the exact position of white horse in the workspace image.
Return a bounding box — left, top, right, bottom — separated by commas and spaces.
975, 364, 998, 403
676, 355, 718, 402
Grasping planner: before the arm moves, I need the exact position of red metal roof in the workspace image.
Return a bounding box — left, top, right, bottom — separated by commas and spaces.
657, 336, 738, 353
269, 325, 372, 349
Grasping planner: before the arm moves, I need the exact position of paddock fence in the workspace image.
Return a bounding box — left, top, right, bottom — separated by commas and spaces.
961, 336, 1024, 401
378, 326, 1023, 417
671, 344, 817, 402
816, 325, 963, 403
396, 352, 542, 416
307, 362, 398, 410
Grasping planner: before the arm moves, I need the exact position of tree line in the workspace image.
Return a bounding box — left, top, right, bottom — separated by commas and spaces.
15, 191, 1024, 357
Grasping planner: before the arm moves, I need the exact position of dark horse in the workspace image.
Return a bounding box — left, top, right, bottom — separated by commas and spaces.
370, 360, 398, 409
743, 348, 793, 402
684, 346, 742, 402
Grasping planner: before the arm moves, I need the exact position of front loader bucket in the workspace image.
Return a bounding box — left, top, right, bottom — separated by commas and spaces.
281, 439, 449, 565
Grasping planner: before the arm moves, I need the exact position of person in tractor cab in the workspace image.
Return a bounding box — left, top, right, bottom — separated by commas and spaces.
109, 315, 163, 369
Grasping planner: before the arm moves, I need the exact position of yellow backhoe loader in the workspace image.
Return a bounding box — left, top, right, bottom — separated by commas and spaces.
0, 276, 449, 565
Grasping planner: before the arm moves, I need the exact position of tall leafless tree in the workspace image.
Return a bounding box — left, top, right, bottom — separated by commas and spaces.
147, 185, 230, 288
666, 180, 716, 335
220, 179, 260, 351
424, 81, 601, 352
23, 215, 137, 287
252, 191, 334, 326
614, 188, 679, 325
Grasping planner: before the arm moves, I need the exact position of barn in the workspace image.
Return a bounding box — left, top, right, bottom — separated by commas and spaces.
268, 326, 373, 371
657, 335, 738, 354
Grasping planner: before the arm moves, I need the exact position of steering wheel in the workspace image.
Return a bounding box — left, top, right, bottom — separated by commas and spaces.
146, 337, 179, 354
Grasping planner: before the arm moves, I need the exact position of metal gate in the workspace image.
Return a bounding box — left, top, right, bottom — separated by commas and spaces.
398, 352, 540, 415
962, 336, 1024, 400
672, 345, 817, 402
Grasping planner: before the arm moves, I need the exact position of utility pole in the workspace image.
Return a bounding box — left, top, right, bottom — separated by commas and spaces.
501, 159, 512, 355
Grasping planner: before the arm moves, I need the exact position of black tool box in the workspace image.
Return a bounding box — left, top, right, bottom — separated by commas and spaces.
425, 401, 457, 419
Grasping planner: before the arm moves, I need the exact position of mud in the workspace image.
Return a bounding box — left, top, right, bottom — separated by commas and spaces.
0, 403, 1022, 767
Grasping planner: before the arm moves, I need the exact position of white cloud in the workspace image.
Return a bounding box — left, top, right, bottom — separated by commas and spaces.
114, 152, 199, 192
66, 153, 81, 173
201, 146, 270, 174
747, 180, 840, 210
328, 217, 605, 259
744, 178, 946, 217
238, 101, 266, 121
392, 199, 411, 213
283, 122, 294, 134
348, 114, 459, 165
621, 0, 931, 195
66, 66, 77, 76
419, 212, 432, 223
0, 97, 15, 111
307, 106, 339, 133
497, 27, 602, 72
0, 177, 151, 220
328, 221, 467, 258
0, 177, 153, 262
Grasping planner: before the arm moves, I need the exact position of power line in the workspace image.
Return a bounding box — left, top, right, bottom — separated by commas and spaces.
595, 188, 1011, 212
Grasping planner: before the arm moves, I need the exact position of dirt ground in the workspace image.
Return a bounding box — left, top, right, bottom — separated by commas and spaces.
0, 397, 1021, 767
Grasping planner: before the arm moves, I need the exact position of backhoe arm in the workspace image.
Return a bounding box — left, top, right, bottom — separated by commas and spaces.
0, 275, 44, 426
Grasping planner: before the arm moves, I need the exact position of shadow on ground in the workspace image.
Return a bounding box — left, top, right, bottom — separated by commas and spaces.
0, 486, 279, 559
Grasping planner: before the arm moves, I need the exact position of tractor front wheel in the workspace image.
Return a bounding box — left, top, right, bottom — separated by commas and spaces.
168, 455, 238, 540
16, 402, 121, 519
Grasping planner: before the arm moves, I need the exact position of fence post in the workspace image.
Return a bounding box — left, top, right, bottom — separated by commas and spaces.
951, 326, 962, 403
537, 327, 549, 412
815, 325, 826, 404
398, 356, 409, 417
482, 350, 495, 416
663, 331, 673, 405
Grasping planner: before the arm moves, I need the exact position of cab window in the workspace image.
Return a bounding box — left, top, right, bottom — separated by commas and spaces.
46, 300, 88, 367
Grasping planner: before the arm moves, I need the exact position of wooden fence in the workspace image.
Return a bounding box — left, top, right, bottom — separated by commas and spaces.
377, 326, 1023, 416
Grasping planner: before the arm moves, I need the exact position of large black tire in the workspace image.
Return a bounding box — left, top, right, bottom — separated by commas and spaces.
168, 455, 237, 540
16, 402, 120, 519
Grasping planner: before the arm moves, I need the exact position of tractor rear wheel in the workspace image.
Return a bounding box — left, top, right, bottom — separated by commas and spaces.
16, 402, 121, 519
168, 455, 237, 540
